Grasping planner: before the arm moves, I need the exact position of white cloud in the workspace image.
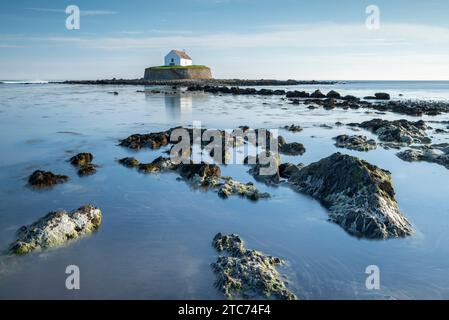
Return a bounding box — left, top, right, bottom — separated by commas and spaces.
17, 22, 448, 50
26, 7, 118, 16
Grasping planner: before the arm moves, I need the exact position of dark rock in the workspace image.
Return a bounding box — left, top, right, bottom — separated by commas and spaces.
284, 124, 303, 132
279, 142, 306, 156
118, 157, 140, 168
375, 92, 391, 100
279, 163, 304, 179
327, 90, 341, 99
286, 91, 310, 98
120, 131, 171, 150
288, 153, 414, 239
28, 170, 69, 188
351, 119, 430, 146
333, 135, 377, 152
70, 153, 93, 166
310, 90, 326, 98
77, 164, 97, 177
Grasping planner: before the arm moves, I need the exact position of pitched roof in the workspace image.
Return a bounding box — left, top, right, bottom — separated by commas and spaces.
170, 50, 192, 60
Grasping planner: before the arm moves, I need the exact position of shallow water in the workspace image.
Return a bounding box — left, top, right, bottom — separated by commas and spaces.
0, 81, 448, 299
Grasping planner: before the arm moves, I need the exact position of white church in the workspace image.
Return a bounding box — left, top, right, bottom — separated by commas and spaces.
164, 50, 193, 67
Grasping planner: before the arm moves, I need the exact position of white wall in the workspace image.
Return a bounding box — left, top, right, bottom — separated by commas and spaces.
164, 51, 193, 66
164, 52, 180, 66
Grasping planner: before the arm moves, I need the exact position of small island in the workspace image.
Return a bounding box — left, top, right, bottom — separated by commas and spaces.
144, 50, 212, 80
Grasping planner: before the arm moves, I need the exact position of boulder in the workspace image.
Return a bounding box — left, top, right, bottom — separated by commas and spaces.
9, 205, 102, 255
333, 135, 377, 152
327, 90, 341, 99
310, 90, 326, 98
28, 170, 69, 188
118, 157, 140, 168
288, 153, 414, 239
69, 153, 93, 166
211, 233, 296, 300
279, 142, 306, 156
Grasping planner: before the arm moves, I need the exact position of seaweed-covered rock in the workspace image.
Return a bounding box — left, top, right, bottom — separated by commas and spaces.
118, 157, 140, 168
279, 163, 304, 179
178, 162, 221, 180
28, 170, 69, 188
218, 178, 270, 201
279, 142, 306, 156
77, 164, 97, 176
333, 135, 377, 152
9, 205, 102, 255
284, 124, 303, 133
120, 131, 171, 150
69, 153, 93, 166
397, 144, 449, 169
211, 233, 296, 300
350, 119, 430, 146
288, 153, 414, 239
247, 151, 281, 185
138, 156, 176, 173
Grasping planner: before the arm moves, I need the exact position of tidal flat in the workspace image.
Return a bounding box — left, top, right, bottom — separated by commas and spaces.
0, 81, 448, 299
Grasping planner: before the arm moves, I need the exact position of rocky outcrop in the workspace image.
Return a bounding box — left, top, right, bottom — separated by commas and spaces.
144, 66, 212, 80
283, 124, 303, 132
333, 135, 377, 152
70, 153, 93, 166
9, 205, 102, 255
349, 119, 430, 147
279, 142, 306, 156
310, 90, 326, 98
288, 153, 414, 239
120, 131, 171, 150
28, 170, 69, 188
364, 93, 391, 100
397, 143, 449, 169
118, 157, 140, 168
69, 153, 97, 176
211, 233, 296, 300
279, 163, 304, 179
218, 178, 270, 201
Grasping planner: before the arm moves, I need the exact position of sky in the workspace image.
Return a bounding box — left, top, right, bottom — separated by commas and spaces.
0, 0, 448, 80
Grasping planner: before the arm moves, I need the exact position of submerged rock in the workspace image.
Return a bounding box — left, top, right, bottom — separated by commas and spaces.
279, 142, 306, 156
138, 156, 176, 173
211, 233, 296, 300
118, 157, 140, 168
288, 153, 414, 239
218, 178, 270, 201
28, 170, 69, 188
69, 153, 93, 166
77, 164, 97, 176
333, 135, 377, 152
397, 144, 449, 169
9, 205, 102, 255
279, 163, 304, 179
70, 153, 97, 176
350, 119, 430, 147
284, 124, 303, 133
120, 131, 171, 150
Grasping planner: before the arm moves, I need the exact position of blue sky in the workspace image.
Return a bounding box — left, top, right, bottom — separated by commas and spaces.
1, 0, 448, 80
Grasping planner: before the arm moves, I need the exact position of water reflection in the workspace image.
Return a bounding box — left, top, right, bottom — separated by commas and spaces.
164, 93, 192, 121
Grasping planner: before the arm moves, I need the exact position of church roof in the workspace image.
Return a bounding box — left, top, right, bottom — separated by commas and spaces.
170, 50, 192, 60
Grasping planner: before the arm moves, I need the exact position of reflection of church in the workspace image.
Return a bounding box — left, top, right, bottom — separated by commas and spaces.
164, 93, 192, 121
